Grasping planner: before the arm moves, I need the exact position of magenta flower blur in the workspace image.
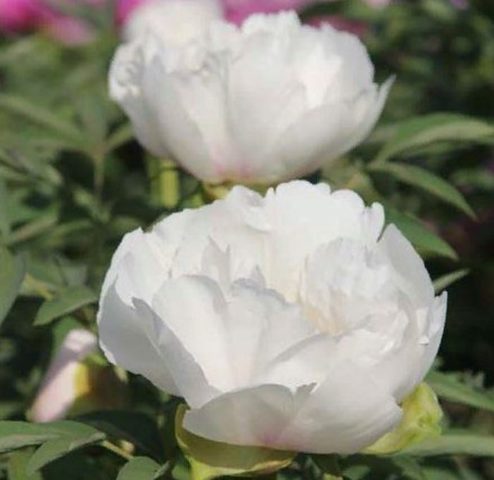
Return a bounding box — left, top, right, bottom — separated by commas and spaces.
0, 0, 100, 44
223, 0, 314, 24
0, 0, 39, 31
117, 0, 317, 27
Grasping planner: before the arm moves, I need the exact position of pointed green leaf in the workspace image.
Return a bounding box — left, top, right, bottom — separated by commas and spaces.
427, 370, 494, 413
117, 457, 161, 480
27, 429, 105, 473
401, 431, 494, 457
76, 411, 165, 460
313, 454, 342, 476
374, 113, 494, 163
0, 94, 83, 146
105, 123, 134, 152
0, 246, 26, 325
0, 177, 11, 240
433, 270, 469, 293
339, 455, 425, 480
176, 405, 295, 480
0, 420, 104, 455
0, 422, 59, 454
385, 208, 458, 260
34, 286, 97, 326
371, 163, 475, 218
7, 449, 43, 480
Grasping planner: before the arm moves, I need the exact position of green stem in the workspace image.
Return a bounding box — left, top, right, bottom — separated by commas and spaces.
148, 157, 180, 208
101, 440, 133, 461
92, 150, 105, 204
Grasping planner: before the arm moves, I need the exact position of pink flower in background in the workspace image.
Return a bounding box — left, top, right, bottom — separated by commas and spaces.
116, 0, 142, 25
0, 0, 99, 44
222, 0, 313, 24
309, 15, 367, 38
364, 0, 391, 8
117, 0, 317, 27
0, 0, 40, 31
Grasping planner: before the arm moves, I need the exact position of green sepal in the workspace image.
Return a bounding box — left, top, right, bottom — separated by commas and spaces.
365, 383, 443, 455
175, 404, 295, 480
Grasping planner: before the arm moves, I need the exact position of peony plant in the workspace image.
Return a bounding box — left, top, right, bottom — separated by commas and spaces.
2, 1, 492, 479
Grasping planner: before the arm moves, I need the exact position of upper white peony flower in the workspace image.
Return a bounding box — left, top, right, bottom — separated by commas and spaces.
98, 181, 446, 454
122, 0, 223, 44
110, 11, 393, 185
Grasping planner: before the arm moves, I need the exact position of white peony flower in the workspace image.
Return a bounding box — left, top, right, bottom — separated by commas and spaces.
122, 0, 223, 44
98, 181, 446, 454
110, 11, 393, 185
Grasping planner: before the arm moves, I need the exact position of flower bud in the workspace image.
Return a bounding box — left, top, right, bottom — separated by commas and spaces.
30, 329, 127, 423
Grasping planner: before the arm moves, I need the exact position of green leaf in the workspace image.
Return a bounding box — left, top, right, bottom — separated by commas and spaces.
176, 405, 295, 480
340, 455, 425, 480
426, 370, 494, 413
117, 457, 161, 480
401, 430, 494, 457
8, 449, 43, 480
374, 113, 494, 163
34, 286, 97, 326
27, 428, 106, 474
0, 420, 104, 455
9, 212, 59, 245
0, 246, 26, 325
76, 411, 164, 460
370, 163, 475, 218
433, 269, 469, 293
385, 208, 458, 260
0, 94, 83, 147
105, 123, 134, 152
313, 454, 342, 476
0, 177, 11, 240
0, 422, 59, 453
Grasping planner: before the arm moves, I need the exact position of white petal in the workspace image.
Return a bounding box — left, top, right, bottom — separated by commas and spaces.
335, 76, 394, 156
378, 224, 435, 307
109, 40, 169, 157
184, 358, 401, 454
98, 283, 180, 395
143, 57, 222, 181
132, 297, 220, 408
123, 0, 223, 44
150, 275, 234, 392
277, 360, 402, 453
416, 292, 447, 382
184, 383, 313, 449
149, 275, 314, 392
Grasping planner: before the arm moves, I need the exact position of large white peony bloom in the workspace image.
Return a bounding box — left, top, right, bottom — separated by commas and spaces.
110, 11, 393, 185
122, 0, 223, 44
98, 181, 446, 454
